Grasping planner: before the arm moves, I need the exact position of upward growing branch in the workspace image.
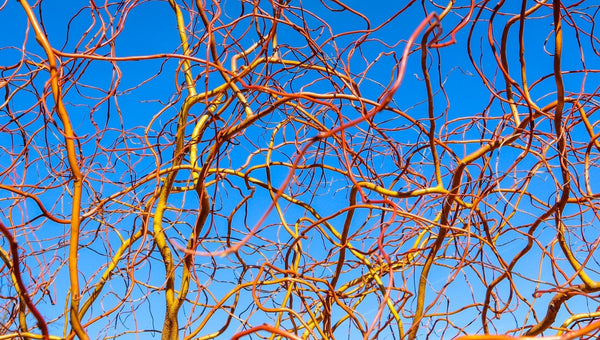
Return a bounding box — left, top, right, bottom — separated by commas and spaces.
18, 1, 87, 339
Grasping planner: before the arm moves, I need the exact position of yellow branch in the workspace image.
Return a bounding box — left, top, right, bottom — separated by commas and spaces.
18, 1, 87, 339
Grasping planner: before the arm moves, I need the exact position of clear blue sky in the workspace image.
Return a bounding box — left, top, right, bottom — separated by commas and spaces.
1, 1, 599, 339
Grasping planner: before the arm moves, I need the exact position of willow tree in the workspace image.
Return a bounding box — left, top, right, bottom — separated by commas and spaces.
1, 1, 599, 339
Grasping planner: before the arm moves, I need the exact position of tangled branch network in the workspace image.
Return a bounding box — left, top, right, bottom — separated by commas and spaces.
1, 1, 600, 339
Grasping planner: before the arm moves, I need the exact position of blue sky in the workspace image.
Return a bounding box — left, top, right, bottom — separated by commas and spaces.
1, 1, 600, 340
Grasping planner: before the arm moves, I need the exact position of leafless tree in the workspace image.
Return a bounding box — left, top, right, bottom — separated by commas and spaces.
1, 1, 600, 339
